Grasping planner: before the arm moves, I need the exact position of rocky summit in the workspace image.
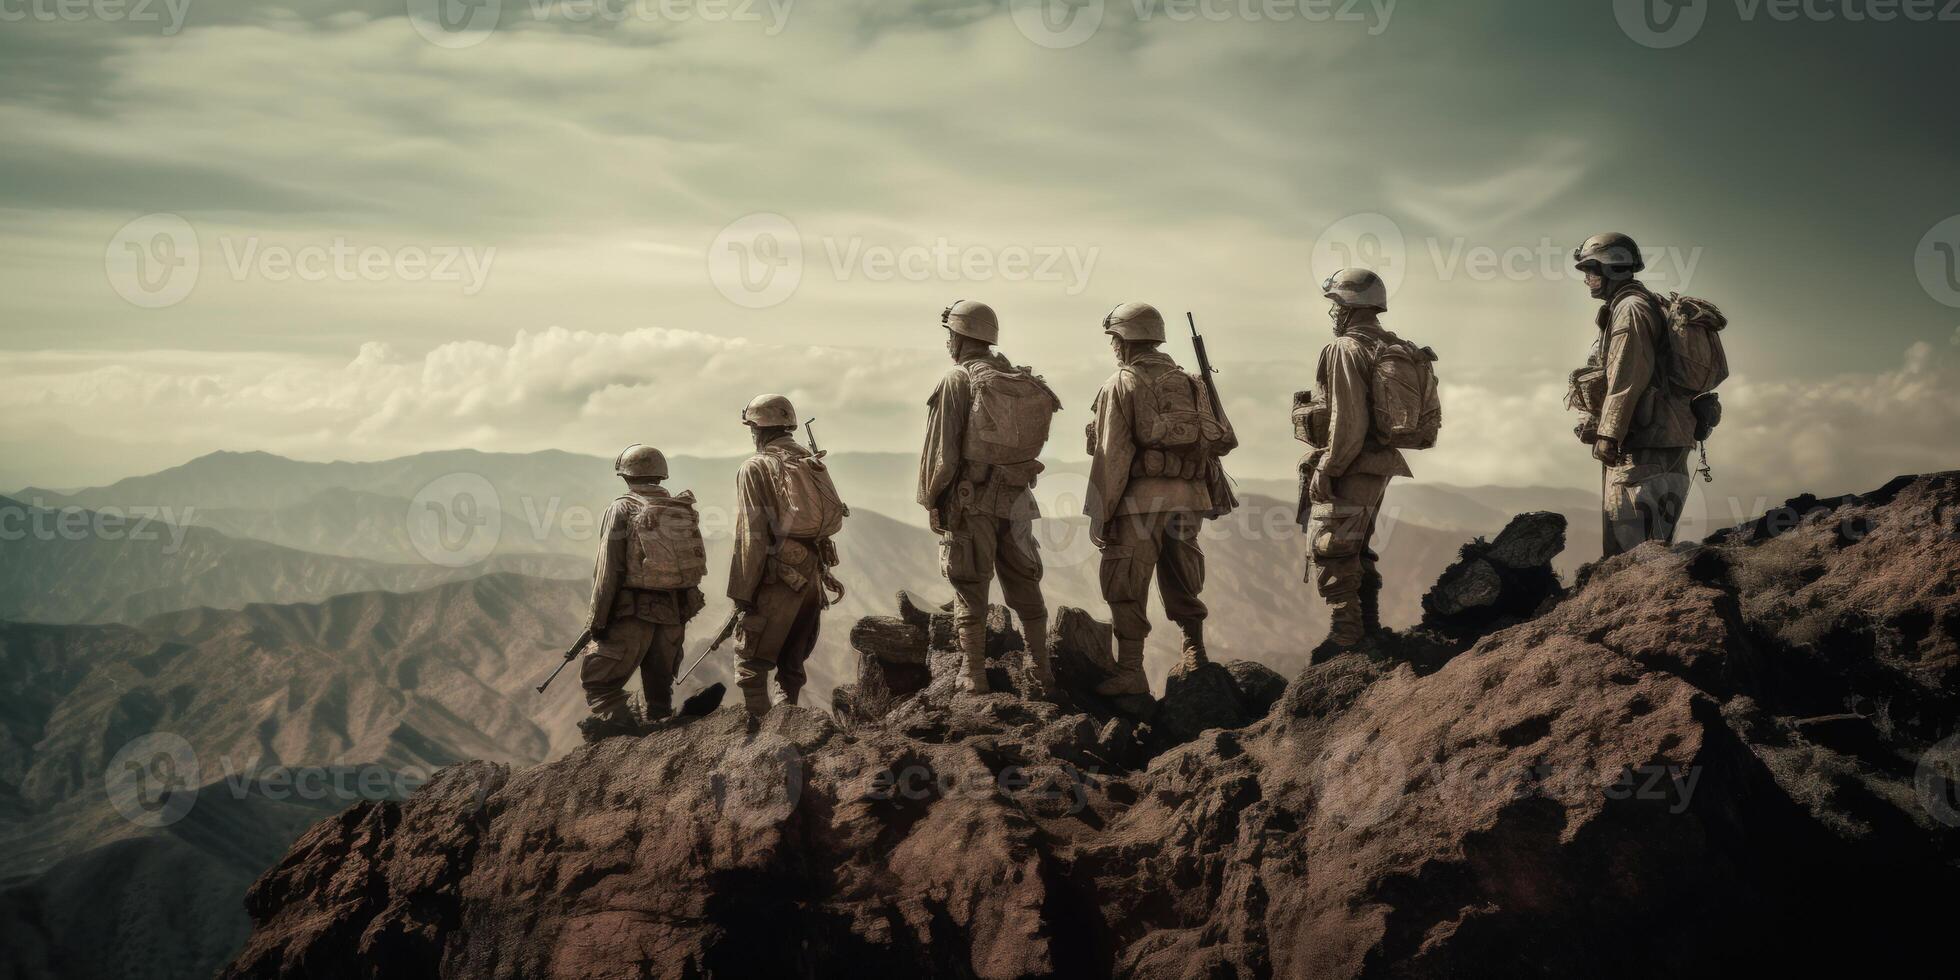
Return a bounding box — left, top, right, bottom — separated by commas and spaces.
222, 475, 1959, 979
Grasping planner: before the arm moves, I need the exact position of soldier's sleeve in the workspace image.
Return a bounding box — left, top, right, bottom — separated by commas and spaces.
589, 500, 628, 630
1321, 340, 1372, 478
727, 459, 772, 604
916, 369, 970, 511
1599, 297, 1657, 443
1083, 377, 1135, 526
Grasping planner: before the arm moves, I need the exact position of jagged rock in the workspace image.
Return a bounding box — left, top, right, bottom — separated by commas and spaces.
1153, 661, 1251, 749
227, 475, 1960, 979
1420, 511, 1568, 644
895, 589, 935, 629
1483, 509, 1567, 569
849, 615, 928, 665
1224, 660, 1286, 717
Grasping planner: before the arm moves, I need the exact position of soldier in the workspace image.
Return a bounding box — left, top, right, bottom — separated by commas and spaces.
1084, 302, 1235, 696
729, 393, 848, 717
1296, 269, 1438, 655
1572, 233, 1695, 557
918, 300, 1062, 696
581, 444, 708, 741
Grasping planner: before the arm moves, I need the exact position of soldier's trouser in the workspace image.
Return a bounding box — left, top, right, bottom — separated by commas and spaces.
1099, 510, 1207, 643
1308, 472, 1393, 601
1603, 448, 1691, 558
582, 617, 685, 718
735, 550, 825, 704
943, 510, 1048, 641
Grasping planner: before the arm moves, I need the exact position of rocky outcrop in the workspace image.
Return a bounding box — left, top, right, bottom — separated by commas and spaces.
224, 474, 1960, 978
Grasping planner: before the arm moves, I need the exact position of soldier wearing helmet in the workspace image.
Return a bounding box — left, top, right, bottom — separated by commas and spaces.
580, 444, 708, 741
1571, 232, 1696, 556
1083, 301, 1237, 697
918, 300, 1062, 697
728, 393, 848, 717
1298, 268, 1419, 655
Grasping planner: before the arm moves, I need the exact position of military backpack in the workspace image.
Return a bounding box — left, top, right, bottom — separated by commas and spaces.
1124, 363, 1230, 457
763, 448, 848, 541
621, 492, 708, 590
961, 359, 1061, 466
1368, 337, 1443, 451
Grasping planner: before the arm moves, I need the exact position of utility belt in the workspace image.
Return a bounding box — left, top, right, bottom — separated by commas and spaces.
962, 458, 1043, 488
610, 585, 706, 625
767, 536, 840, 594
1129, 448, 1206, 481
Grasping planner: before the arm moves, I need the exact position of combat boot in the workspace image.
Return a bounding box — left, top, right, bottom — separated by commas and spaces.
960, 628, 992, 694
578, 708, 642, 744
1095, 638, 1150, 697
741, 685, 772, 719
1022, 617, 1057, 698
1359, 570, 1384, 636
1177, 621, 1209, 672
1314, 597, 1366, 662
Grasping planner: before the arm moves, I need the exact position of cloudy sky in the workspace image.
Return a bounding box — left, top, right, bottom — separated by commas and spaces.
2, 0, 1956, 518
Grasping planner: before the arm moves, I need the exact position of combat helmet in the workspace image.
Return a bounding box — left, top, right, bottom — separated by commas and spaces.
1102, 302, 1166, 343
942, 300, 1000, 345
615, 444, 669, 480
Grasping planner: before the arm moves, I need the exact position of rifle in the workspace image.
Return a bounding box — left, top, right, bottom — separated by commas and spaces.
676, 609, 742, 687
803, 417, 825, 459
1188, 313, 1239, 493
536, 628, 592, 694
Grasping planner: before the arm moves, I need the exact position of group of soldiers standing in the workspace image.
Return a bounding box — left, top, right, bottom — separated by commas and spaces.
572, 232, 1726, 740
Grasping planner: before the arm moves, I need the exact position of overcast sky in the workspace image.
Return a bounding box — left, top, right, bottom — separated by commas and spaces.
2, 0, 1956, 516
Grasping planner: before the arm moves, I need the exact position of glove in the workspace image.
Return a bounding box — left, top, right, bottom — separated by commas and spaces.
1592, 437, 1623, 465
589, 623, 610, 643
1309, 466, 1336, 505
1575, 419, 1599, 444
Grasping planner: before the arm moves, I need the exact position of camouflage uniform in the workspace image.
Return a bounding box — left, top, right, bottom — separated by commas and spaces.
584, 487, 705, 724
1593, 281, 1695, 557
729, 435, 828, 712
1086, 350, 1223, 673
919, 350, 1052, 691
1302, 322, 1412, 639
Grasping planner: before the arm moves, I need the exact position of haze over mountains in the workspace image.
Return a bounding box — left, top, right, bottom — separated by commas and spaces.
0, 447, 1600, 980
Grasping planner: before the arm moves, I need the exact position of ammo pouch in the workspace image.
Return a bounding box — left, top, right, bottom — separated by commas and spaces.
1130, 448, 1203, 481
977, 459, 1044, 489
1691, 392, 1723, 442
1566, 365, 1605, 418
768, 539, 813, 592
1292, 391, 1328, 449
613, 587, 683, 626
